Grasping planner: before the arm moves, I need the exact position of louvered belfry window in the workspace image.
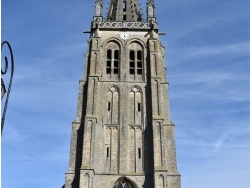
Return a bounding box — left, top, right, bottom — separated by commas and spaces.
106, 49, 120, 75
129, 50, 143, 75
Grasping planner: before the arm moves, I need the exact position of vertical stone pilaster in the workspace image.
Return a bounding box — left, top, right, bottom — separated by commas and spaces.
68, 122, 81, 173
79, 170, 94, 188
164, 123, 178, 173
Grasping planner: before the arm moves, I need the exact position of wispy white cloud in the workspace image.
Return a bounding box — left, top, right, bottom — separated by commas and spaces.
2, 1, 250, 188
170, 70, 250, 103
186, 41, 250, 58
212, 124, 250, 152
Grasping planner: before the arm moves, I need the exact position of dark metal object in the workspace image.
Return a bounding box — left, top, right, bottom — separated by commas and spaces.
1, 41, 14, 135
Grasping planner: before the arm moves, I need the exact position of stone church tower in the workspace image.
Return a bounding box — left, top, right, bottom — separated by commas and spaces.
64, 0, 181, 187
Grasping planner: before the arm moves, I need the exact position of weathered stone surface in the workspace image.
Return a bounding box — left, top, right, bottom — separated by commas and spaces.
64, 1, 181, 188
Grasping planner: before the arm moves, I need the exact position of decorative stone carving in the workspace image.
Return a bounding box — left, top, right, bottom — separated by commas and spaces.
131, 85, 142, 93
109, 85, 119, 93
129, 125, 142, 129
147, 0, 155, 19
95, 0, 103, 6
99, 22, 150, 29
147, 0, 155, 7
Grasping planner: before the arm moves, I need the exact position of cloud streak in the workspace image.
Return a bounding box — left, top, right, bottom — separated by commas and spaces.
186, 41, 250, 58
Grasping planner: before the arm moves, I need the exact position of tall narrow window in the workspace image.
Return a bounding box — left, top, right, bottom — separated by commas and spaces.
137, 51, 142, 75
138, 148, 141, 158
138, 103, 141, 112
114, 50, 119, 74
129, 48, 143, 77
128, 41, 144, 78
106, 50, 112, 74
123, 1, 127, 11
123, 1, 127, 21
106, 46, 120, 76
108, 102, 111, 111
130, 51, 135, 74
107, 147, 110, 157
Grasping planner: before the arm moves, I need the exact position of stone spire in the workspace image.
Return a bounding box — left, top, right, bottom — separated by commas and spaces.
94, 0, 103, 17
147, 0, 156, 21
106, 0, 143, 21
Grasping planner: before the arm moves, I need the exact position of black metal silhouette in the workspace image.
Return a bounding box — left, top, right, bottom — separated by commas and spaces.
1, 41, 14, 135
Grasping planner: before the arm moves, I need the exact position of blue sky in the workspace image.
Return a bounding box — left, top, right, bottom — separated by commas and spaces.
1, 0, 250, 188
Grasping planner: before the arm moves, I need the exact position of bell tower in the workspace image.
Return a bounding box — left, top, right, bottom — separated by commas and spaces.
64, 0, 181, 187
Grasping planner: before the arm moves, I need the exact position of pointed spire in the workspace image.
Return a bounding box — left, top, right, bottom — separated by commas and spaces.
106, 0, 143, 22
95, 0, 103, 17
147, 0, 155, 21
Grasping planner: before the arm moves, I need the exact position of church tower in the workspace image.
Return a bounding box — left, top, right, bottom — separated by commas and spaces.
64, 0, 181, 187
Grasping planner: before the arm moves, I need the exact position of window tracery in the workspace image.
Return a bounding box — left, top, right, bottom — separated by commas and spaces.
113, 182, 133, 188
113, 178, 135, 188
128, 42, 144, 80
106, 41, 120, 78
129, 50, 143, 75
106, 49, 119, 75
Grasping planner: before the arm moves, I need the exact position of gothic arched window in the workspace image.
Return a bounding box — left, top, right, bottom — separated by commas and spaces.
128, 42, 144, 80
106, 41, 120, 77
113, 182, 133, 188
112, 177, 136, 188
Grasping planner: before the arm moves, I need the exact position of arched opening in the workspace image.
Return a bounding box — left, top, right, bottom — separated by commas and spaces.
105, 41, 121, 80
112, 177, 136, 188
113, 182, 132, 188
128, 42, 144, 81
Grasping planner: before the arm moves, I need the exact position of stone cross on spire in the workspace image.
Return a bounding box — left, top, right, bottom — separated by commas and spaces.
106, 0, 143, 22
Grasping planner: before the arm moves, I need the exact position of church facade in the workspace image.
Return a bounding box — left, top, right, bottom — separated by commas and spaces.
64, 0, 181, 187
